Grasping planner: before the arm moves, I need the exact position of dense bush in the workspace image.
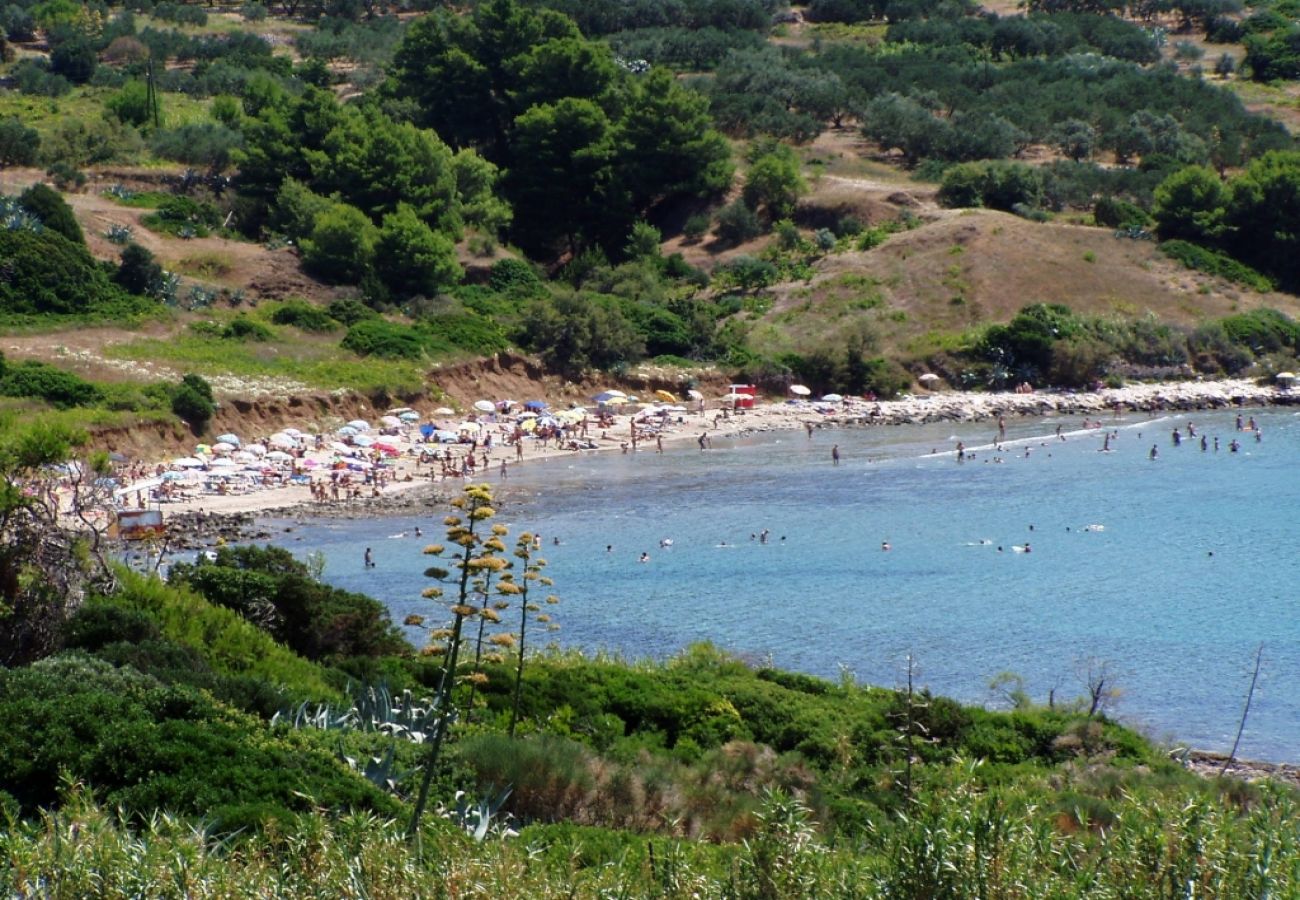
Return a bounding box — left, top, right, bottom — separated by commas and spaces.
0, 228, 116, 315
0, 653, 392, 825
0, 360, 103, 408
170, 372, 216, 433
341, 318, 426, 359
1159, 240, 1273, 291
939, 161, 1044, 211
18, 183, 82, 244
270, 299, 338, 332
169, 546, 408, 663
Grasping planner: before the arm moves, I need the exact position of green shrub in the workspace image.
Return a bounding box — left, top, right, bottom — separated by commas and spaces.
0, 653, 392, 824
0, 360, 103, 408
301, 202, 377, 284
341, 318, 426, 359
683, 213, 711, 241
420, 313, 509, 356
488, 258, 544, 296
1093, 195, 1152, 229
1159, 240, 1274, 291
141, 196, 224, 238
0, 228, 115, 315
114, 243, 165, 297
270, 300, 338, 332
221, 315, 273, 342
714, 199, 763, 246
18, 183, 82, 244
168, 545, 408, 663
1218, 307, 1300, 352
170, 372, 215, 433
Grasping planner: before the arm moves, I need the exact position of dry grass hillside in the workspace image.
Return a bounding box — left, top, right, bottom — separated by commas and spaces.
746, 210, 1300, 360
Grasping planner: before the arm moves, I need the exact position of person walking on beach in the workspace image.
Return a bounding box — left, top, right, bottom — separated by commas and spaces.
831, 444, 840, 465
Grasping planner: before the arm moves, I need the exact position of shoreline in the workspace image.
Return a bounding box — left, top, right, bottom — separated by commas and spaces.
144, 376, 1296, 529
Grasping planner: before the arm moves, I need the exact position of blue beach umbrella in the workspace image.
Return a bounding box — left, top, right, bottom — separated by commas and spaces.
525, 400, 548, 410
215, 433, 241, 447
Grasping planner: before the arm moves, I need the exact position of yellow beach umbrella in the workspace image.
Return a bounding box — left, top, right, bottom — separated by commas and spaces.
654, 389, 677, 403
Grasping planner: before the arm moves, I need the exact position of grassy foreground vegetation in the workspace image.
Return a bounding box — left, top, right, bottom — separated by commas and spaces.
1, 419, 1297, 894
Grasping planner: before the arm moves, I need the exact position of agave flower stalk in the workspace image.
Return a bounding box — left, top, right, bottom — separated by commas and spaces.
407, 484, 505, 842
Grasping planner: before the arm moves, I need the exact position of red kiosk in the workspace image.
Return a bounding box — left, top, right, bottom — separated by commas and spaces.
728, 383, 756, 409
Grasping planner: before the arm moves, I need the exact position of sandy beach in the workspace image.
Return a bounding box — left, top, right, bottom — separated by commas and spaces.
93, 376, 1296, 523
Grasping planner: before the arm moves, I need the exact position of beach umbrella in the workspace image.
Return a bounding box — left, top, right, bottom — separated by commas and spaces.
654, 389, 678, 402
687, 389, 704, 401
301, 458, 319, 469
215, 433, 241, 447
434, 407, 455, 416
497, 399, 519, 410
720, 393, 748, 402
520, 418, 537, 432
347, 459, 373, 470
265, 450, 293, 462
232, 450, 256, 463
1276, 371, 1296, 383
664, 405, 688, 412
346, 419, 371, 431
399, 411, 421, 422
209, 458, 237, 468
211, 442, 236, 455
517, 411, 538, 419
268, 433, 296, 448
434, 430, 459, 443
420, 423, 436, 439
789, 384, 811, 396
473, 400, 495, 413
161, 470, 191, 481
282, 427, 303, 436
524, 400, 549, 410
458, 421, 483, 432
245, 444, 267, 457
330, 441, 355, 454
173, 456, 205, 468
387, 407, 414, 415
918, 373, 941, 384
337, 425, 359, 436
373, 441, 399, 453
353, 435, 376, 447
593, 390, 625, 403
379, 415, 402, 428
821, 393, 843, 402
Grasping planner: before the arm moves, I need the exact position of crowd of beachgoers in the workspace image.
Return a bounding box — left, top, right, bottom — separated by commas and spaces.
43, 376, 1297, 525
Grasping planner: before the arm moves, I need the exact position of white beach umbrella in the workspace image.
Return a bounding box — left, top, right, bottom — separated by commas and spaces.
789, 384, 811, 396
265, 450, 293, 462
1276, 371, 1296, 383
232, 450, 256, 463
434, 407, 455, 416
458, 421, 483, 432
346, 419, 371, 431
337, 425, 359, 436
208, 458, 237, 468
282, 428, 303, 436
353, 435, 376, 447
918, 373, 941, 384
379, 415, 402, 428
268, 433, 297, 448
211, 442, 236, 455
172, 457, 205, 468
821, 393, 844, 402
720, 393, 748, 402
687, 389, 704, 401
399, 411, 421, 422
245, 443, 268, 457
473, 400, 495, 413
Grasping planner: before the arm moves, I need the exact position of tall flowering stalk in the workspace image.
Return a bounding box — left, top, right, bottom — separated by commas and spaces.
406, 484, 508, 842
503, 532, 559, 738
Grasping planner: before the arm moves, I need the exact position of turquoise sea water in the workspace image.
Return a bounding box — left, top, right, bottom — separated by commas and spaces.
265, 407, 1300, 762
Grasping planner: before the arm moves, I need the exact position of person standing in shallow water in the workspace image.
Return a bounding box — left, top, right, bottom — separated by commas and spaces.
831, 444, 840, 465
